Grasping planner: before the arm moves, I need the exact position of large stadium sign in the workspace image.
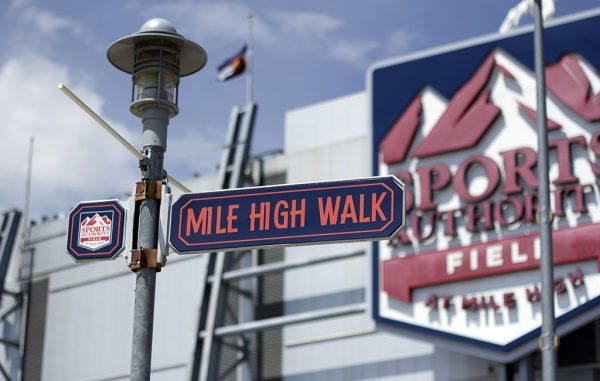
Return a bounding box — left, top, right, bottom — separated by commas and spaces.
370, 9, 600, 361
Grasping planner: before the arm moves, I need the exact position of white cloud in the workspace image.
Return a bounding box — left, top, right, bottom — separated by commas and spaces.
384, 29, 419, 57
9, 0, 29, 8
329, 39, 380, 67
164, 126, 223, 179
0, 54, 137, 217
268, 9, 379, 67
270, 10, 344, 40
146, 2, 275, 46
147, 1, 382, 68
20, 6, 85, 36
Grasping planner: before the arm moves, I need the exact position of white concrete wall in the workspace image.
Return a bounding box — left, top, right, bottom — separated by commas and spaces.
282, 92, 493, 381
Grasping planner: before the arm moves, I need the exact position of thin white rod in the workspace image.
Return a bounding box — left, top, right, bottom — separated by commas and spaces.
57, 83, 191, 193
58, 83, 143, 160
166, 176, 191, 194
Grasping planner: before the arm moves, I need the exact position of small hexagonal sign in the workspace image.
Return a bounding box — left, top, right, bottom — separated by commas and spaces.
66, 200, 126, 262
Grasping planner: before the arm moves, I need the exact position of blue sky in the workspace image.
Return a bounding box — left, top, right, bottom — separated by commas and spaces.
1, 0, 598, 218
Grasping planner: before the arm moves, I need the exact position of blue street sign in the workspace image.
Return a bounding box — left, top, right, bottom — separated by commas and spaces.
170, 176, 404, 254
66, 200, 126, 261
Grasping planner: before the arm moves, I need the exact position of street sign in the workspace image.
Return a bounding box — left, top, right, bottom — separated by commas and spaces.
66, 200, 126, 261
170, 176, 404, 254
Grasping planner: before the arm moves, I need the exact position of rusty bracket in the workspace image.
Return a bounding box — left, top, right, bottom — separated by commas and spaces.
129, 248, 162, 272
135, 180, 163, 201
538, 335, 560, 351
535, 209, 554, 224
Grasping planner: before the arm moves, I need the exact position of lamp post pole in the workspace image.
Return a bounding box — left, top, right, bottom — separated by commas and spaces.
107, 18, 207, 380
130, 107, 166, 381
533, 1, 557, 380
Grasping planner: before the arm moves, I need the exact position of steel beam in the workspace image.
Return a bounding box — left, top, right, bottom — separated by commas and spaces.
208, 250, 366, 283
204, 303, 367, 338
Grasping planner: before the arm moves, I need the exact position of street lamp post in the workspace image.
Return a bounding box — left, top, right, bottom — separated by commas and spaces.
107, 18, 206, 380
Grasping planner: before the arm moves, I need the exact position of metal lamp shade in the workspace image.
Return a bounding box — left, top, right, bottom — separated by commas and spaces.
107, 19, 207, 117
106, 18, 207, 77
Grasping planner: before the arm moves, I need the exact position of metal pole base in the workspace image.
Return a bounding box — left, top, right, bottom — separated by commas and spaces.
130, 268, 156, 380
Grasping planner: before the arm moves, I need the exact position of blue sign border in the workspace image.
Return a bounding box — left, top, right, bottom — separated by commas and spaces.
369, 9, 600, 354
66, 200, 126, 261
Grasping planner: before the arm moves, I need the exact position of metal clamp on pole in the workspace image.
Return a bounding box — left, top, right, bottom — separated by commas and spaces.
135, 180, 163, 201
129, 180, 164, 272
538, 333, 560, 351
535, 209, 554, 224
129, 248, 161, 272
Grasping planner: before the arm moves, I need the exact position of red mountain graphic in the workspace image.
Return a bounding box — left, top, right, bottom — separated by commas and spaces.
82, 214, 110, 227
546, 54, 600, 122
381, 53, 503, 164
380, 52, 600, 165
82, 215, 96, 226
410, 54, 502, 159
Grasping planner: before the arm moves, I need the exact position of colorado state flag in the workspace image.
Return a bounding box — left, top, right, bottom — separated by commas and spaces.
217, 45, 247, 81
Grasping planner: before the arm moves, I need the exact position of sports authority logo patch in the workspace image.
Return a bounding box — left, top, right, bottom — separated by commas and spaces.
370, 10, 600, 358
66, 200, 126, 262
78, 212, 113, 250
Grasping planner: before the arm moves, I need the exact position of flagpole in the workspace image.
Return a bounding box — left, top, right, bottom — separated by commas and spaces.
247, 13, 254, 105
17, 137, 33, 288
17, 137, 34, 381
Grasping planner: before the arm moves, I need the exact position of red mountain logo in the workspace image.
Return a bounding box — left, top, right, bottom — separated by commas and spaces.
379, 50, 600, 165
81, 214, 111, 227
78, 213, 113, 251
